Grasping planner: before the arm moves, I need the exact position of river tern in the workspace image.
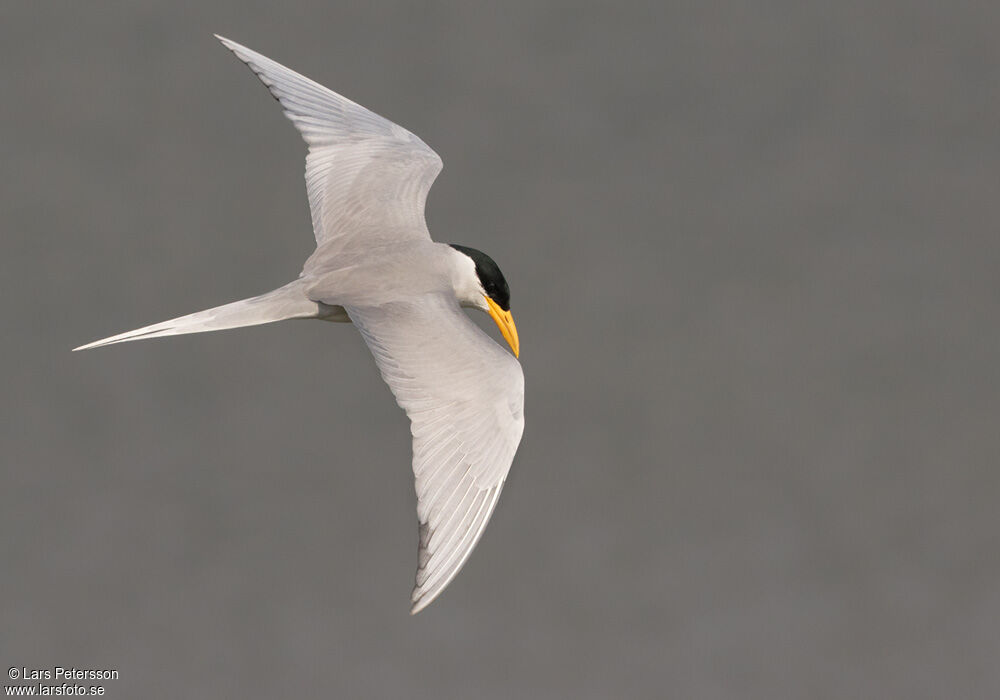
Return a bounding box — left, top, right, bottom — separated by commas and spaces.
74, 36, 524, 614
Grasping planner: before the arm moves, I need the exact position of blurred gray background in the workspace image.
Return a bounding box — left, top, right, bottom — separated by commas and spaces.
2, 1, 999, 698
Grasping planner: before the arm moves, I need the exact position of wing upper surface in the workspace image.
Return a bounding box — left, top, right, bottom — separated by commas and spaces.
346, 296, 524, 612
217, 36, 443, 267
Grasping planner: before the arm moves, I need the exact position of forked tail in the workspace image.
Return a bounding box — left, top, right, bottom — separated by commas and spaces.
73, 280, 323, 351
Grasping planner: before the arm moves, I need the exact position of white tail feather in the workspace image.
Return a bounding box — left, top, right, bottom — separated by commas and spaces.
73, 281, 324, 351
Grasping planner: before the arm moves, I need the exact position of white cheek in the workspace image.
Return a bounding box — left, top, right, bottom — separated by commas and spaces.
448, 248, 489, 308
458, 288, 488, 310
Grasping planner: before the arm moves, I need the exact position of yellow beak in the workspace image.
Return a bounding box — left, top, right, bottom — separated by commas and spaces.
485, 296, 520, 358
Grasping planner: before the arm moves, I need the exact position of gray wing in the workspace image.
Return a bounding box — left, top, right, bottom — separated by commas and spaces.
346, 295, 525, 613
216, 36, 443, 267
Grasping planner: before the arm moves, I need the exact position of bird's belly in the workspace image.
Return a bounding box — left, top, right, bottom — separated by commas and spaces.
317, 303, 351, 322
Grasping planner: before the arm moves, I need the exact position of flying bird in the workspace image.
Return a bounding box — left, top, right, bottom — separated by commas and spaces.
74, 36, 524, 614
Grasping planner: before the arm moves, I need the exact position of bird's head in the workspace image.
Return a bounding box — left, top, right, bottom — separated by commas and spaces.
449, 244, 519, 358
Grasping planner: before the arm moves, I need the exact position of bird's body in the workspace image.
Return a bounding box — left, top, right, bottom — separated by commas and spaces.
75, 36, 524, 614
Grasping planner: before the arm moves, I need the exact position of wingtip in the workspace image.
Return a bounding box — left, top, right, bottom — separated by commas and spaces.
409, 596, 431, 616
214, 34, 238, 51
409, 583, 448, 615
